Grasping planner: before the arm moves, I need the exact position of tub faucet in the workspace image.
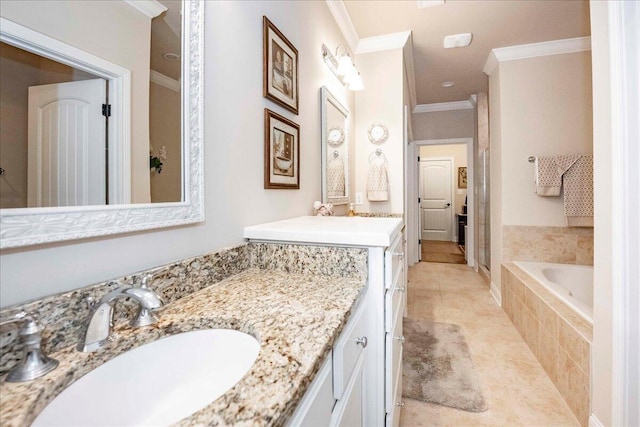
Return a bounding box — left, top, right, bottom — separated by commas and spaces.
77, 284, 163, 352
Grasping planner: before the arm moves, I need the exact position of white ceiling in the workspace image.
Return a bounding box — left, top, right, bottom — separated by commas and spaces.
342, 0, 591, 106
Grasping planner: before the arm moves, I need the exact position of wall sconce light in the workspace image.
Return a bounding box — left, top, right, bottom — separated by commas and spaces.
322, 44, 364, 91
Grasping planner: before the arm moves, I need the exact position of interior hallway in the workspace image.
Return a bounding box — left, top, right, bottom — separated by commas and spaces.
421, 240, 466, 264
401, 262, 580, 426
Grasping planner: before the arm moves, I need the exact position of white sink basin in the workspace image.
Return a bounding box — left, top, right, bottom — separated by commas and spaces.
33, 329, 260, 426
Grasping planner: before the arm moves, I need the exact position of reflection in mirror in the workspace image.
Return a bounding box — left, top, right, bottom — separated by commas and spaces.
0, 0, 204, 249
321, 87, 349, 205
0, 0, 182, 208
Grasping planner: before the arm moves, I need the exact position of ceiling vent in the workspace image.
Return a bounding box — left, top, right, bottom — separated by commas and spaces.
443, 33, 473, 48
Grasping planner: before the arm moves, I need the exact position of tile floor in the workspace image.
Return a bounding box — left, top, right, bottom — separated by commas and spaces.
401, 261, 580, 427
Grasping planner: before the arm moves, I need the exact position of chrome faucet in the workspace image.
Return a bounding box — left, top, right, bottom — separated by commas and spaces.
78, 282, 163, 352
0, 312, 58, 382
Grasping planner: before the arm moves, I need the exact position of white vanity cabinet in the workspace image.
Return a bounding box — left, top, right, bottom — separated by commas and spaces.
245, 216, 407, 426
286, 301, 369, 427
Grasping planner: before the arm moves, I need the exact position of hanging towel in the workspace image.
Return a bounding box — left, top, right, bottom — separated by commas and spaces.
327, 156, 345, 197
563, 155, 593, 227
535, 154, 581, 196
367, 156, 389, 201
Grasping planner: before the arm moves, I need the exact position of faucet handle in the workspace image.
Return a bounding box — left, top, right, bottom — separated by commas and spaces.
0, 312, 59, 382
129, 274, 162, 328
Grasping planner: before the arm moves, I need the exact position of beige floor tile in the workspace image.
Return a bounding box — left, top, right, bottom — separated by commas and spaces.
402, 262, 579, 427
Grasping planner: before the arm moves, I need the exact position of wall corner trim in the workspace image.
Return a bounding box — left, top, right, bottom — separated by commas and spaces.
356, 31, 412, 54
325, 0, 360, 53
123, 0, 167, 19
483, 36, 592, 76
413, 100, 474, 114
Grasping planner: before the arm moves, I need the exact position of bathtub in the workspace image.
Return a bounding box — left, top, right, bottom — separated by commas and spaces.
513, 261, 593, 324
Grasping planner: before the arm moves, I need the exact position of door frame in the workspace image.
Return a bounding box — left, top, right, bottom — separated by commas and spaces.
407, 138, 474, 266
419, 156, 455, 243
0, 17, 131, 204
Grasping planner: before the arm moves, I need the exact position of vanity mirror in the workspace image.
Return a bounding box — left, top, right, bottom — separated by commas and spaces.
0, 0, 204, 249
320, 87, 349, 206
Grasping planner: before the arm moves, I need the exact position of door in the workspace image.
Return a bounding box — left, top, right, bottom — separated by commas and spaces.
419, 159, 453, 241
28, 79, 107, 207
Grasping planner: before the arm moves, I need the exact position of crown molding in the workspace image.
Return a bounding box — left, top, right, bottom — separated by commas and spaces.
123, 0, 167, 19
483, 36, 591, 76
325, 0, 359, 53
413, 100, 473, 114
150, 70, 180, 92
356, 31, 412, 54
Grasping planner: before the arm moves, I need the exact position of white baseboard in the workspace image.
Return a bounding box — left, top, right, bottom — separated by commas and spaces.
490, 281, 501, 306
589, 414, 604, 427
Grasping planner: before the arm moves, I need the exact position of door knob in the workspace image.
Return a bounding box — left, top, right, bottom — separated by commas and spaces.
445, 203, 451, 208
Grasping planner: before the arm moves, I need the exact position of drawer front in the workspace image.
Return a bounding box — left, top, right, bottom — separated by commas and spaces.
286, 356, 334, 427
330, 354, 365, 427
385, 304, 404, 413
333, 302, 368, 400
384, 233, 404, 289
385, 348, 404, 427
384, 281, 404, 333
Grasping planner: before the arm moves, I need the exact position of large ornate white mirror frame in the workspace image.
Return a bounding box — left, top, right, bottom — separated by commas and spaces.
0, 0, 204, 249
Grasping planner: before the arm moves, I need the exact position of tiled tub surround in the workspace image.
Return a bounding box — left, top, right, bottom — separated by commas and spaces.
0, 243, 368, 426
503, 225, 594, 265
501, 263, 591, 426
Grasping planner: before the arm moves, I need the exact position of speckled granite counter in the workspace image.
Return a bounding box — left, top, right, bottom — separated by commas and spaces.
0, 267, 365, 426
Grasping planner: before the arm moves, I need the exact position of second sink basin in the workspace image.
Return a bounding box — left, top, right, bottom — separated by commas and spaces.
32, 329, 260, 426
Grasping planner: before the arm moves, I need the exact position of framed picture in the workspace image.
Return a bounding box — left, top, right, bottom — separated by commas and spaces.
264, 109, 300, 189
458, 167, 468, 189
263, 16, 299, 114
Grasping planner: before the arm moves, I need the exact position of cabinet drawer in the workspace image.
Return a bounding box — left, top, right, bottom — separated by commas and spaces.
286, 356, 334, 427
385, 303, 404, 413
386, 344, 403, 427
384, 233, 404, 289
384, 282, 404, 333
330, 353, 365, 427
333, 302, 368, 400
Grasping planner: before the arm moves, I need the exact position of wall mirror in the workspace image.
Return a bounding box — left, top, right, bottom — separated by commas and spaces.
320, 86, 349, 206
0, 0, 204, 249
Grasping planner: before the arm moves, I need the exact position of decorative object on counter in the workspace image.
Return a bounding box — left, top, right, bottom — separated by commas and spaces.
263, 16, 298, 114
457, 166, 467, 189
313, 201, 334, 216
367, 123, 388, 144
149, 145, 168, 173
321, 44, 364, 91
347, 203, 356, 217
0, 312, 58, 382
367, 149, 389, 201
402, 318, 487, 412
264, 109, 300, 189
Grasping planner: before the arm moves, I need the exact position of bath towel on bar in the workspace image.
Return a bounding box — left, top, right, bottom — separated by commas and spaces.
563, 155, 593, 227
535, 154, 581, 196
327, 156, 345, 197
367, 156, 389, 201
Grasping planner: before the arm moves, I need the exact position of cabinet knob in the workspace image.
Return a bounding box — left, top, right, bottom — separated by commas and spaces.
396, 401, 405, 407
395, 335, 405, 343
397, 286, 406, 293
356, 336, 368, 348
391, 252, 404, 258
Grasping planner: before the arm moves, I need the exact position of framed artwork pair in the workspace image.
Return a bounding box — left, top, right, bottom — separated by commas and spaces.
263, 16, 300, 189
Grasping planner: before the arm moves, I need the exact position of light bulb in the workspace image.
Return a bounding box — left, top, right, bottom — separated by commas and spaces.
337, 54, 355, 76
348, 73, 364, 91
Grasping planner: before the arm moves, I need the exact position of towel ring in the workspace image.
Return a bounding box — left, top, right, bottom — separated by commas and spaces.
333, 150, 339, 158
368, 149, 387, 163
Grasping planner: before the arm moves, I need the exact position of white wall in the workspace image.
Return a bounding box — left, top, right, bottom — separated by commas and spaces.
354, 48, 404, 214
488, 50, 593, 298
1, 0, 153, 203
590, 2, 613, 424
412, 109, 474, 141
0, 1, 354, 307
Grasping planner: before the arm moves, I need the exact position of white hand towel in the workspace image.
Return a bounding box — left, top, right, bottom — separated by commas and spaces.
327, 157, 345, 197
367, 157, 389, 201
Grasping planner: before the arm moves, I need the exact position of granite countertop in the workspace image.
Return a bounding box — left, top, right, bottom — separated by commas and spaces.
0, 268, 365, 426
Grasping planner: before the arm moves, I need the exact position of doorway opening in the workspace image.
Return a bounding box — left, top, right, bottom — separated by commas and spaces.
407, 138, 473, 266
